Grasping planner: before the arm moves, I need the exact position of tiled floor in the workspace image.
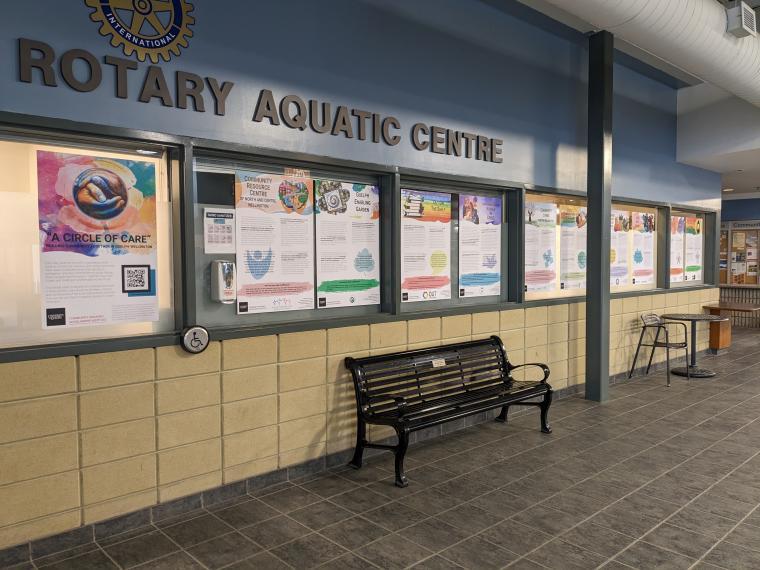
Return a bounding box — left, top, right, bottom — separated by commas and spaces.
15, 330, 760, 569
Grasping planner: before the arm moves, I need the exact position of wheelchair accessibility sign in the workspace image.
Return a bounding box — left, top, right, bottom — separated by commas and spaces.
181, 326, 209, 354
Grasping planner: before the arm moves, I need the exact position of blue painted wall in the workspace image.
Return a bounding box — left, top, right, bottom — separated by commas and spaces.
722, 199, 760, 221
0, 0, 719, 204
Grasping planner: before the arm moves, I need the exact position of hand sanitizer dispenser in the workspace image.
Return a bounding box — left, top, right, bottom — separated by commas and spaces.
211, 260, 236, 304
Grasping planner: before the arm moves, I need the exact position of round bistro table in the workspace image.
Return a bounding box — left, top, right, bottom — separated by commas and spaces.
660, 313, 729, 378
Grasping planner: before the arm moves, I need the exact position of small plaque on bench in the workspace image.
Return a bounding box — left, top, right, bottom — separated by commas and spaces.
431, 358, 446, 368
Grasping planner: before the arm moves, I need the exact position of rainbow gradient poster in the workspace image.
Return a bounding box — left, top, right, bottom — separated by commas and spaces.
400, 189, 451, 302
37, 150, 158, 328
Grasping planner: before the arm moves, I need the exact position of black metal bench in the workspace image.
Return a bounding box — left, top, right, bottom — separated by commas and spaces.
344, 335, 553, 487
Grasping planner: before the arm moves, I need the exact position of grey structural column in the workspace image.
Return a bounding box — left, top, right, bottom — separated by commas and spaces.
585, 31, 613, 402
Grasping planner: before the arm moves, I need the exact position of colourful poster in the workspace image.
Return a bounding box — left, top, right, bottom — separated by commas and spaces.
670, 216, 685, 283
559, 205, 587, 290
235, 171, 314, 314
401, 190, 451, 302
610, 210, 630, 287
524, 202, 557, 292
458, 194, 501, 297
314, 180, 380, 308
684, 217, 703, 281
632, 211, 655, 285
37, 151, 158, 328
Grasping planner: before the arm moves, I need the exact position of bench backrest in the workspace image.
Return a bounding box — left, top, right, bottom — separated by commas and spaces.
345, 335, 511, 417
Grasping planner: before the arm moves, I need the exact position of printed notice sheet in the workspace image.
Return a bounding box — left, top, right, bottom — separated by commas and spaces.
524, 202, 557, 292
400, 189, 451, 302
685, 217, 703, 281
559, 205, 587, 290
670, 216, 685, 282
632, 211, 655, 285
37, 150, 159, 328
234, 170, 314, 314
314, 180, 380, 308
458, 194, 501, 297
610, 210, 630, 287
203, 208, 235, 254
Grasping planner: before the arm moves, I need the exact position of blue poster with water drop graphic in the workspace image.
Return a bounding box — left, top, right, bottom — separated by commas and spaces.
458, 194, 502, 298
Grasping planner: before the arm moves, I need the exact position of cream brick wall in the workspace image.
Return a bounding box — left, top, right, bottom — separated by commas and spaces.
0, 287, 720, 549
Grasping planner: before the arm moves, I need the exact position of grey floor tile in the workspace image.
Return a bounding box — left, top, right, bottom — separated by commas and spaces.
288, 500, 352, 530
329, 487, 390, 514
159, 514, 233, 548
410, 555, 463, 569
441, 535, 518, 570
689, 490, 756, 522
723, 522, 760, 552
102, 531, 179, 568
185, 532, 261, 569
561, 521, 635, 558
434, 502, 503, 533
299, 475, 359, 498
41, 550, 118, 570
590, 503, 661, 538
469, 490, 534, 519
402, 488, 464, 516
363, 502, 428, 532
259, 487, 322, 514
406, 466, 458, 487
527, 538, 607, 570
480, 521, 552, 556
132, 552, 204, 569
239, 515, 311, 549
319, 515, 389, 550
614, 541, 695, 569
271, 533, 347, 569
668, 506, 739, 540
319, 552, 378, 569
403, 519, 470, 552
511, 504, 585, 535
704, 540, 760, 570
225, 551, 291, 569
641, 523, 718, 559
356, 534, 433, 570
213, 499, 280, 528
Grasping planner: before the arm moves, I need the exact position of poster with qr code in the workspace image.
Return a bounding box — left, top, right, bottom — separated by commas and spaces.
37, 150, 159, 328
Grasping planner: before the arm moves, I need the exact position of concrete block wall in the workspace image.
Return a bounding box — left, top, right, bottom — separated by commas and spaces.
0, 287, 718, 549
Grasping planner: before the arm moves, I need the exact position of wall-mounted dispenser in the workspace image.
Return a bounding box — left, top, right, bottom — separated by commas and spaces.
211, 260, 236, 304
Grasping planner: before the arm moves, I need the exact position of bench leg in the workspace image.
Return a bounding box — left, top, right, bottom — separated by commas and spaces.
394, 428, 409, 488
495, 405, 510, 423
540, 389, 553, 434
349, 418, 366, 470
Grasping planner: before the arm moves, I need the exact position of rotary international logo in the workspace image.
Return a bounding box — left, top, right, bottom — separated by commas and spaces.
85, 0, 195, 63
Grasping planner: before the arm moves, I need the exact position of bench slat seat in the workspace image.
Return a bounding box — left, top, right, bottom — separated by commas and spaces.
345, 335, 553, 487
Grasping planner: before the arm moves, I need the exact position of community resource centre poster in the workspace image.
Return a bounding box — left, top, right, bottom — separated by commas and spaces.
610, 210, 630, 287
37, 150, 158, 328
670, 215, 685, 282
524, 201, 557, 292
400, 189, 451, 302
632, 211, 655, 285
314, 180, 380, 308
458, 194, 501, 297
685, 217, 703, 281
235, 170, 315, 314
559, 205, 587, 290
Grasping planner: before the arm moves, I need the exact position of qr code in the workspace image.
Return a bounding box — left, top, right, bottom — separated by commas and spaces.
122, 265, 151, 293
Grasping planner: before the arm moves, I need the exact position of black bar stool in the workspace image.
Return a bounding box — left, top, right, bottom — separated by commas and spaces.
628, 313, 689, 387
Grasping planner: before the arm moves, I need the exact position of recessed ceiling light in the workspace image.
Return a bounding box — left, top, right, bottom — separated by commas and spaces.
723, 188, 735, 192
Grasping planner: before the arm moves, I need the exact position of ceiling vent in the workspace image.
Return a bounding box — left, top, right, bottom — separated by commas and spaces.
727, 1, 757, 37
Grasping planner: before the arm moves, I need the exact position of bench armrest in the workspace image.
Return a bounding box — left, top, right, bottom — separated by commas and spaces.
366, 394, 409, 416
509, 362, 551, 383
